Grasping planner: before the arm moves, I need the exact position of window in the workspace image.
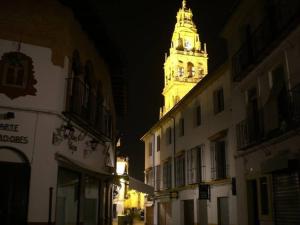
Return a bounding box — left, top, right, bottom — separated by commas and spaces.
213, 88, 224, 114
178, 67, 184, 76
187, 62, 195, 77
148, 142, 153, 157
156, 135, 161, 152
155, 165, 161, 191
198, 67, 204, 77
146, 168, 154, 187
187, 146, 204, 184
211, 139, 227, 180
163, 160, 172, 189
0, 52, 36, 99
2, 54, 29, 88
104, 113, 112, 138
166, 127, 172, 145
179, 118, 184, 136
174, 96, 180, 104
83, 63, 92, 110
175, 154, 185, 187
195, 105, 201, 126
270, 64, 289, 127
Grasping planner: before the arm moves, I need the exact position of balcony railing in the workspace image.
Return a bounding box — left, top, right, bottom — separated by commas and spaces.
236, 85, 300, 150
65, 77, 112, 139
232, 0, 300, 81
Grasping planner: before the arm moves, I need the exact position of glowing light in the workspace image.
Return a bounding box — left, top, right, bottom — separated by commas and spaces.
116, 161, 126, 175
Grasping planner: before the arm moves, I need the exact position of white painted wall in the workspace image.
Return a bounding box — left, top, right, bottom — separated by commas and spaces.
0, 39, 114, 223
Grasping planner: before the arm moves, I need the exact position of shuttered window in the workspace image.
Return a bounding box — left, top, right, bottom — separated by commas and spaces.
163, 160, 172, 189
213, 88, 224, 114
195, 105, 201, 126
156, 135, 161, 152
148, 142, 152, 157
166, 127, 172, 145
155, 165, 161, 191
187, 145, 205, 184
175, 154, 185, 187
273, 171, 300, 225
211, 139, 228, 180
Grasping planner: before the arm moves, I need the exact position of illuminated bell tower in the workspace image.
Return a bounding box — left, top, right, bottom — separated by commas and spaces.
161, 0, 208, 117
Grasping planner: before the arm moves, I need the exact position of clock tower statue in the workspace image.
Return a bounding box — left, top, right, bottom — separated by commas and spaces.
160, 0, 208, 117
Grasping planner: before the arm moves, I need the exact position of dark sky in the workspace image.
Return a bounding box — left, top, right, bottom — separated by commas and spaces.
97, 0, 236, 180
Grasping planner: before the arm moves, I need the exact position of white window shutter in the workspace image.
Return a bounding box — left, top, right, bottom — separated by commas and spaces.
225, 139, 229, 178
201, 145, 206, 181
210, 142, 216, 180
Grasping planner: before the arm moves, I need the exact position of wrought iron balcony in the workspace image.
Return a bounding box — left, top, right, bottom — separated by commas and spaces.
236, 85, 300, 150
65, 77, 112, 140
232, 0, 300, 82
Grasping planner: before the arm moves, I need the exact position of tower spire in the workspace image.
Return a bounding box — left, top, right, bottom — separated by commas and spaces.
182, 0, 186, 9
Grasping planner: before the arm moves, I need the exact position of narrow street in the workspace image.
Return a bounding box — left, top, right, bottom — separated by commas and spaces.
113, 218, 145, 225
1, 1, 300, 225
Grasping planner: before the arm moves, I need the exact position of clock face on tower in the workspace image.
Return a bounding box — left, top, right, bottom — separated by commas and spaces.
185, 40, 192, 50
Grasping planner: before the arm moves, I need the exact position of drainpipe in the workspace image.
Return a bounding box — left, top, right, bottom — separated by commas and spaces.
150, 132, 155, 190
169, 116, 176, 189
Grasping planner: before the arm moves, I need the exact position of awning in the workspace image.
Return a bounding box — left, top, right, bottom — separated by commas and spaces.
128, 176, 154, 195
55, 152, 113, 179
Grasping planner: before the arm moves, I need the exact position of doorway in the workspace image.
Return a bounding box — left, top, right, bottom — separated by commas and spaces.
217, 197, 229, 225
273, 170, 300, 225
146, 206, 153, 225
184, 200, 194, 225
247, 180, 260, 225
0, 161, 30, 225
158, 202, 171, 225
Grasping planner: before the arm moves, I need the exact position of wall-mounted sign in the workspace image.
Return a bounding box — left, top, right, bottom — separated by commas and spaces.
0, 123, 19, 132
198, 184, 210, 200
0, 123, 29, 144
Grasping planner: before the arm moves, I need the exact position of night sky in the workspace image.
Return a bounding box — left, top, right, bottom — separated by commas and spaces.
97, 0, 237, 180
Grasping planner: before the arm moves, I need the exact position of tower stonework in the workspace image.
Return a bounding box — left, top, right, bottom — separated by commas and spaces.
160, 0, 208, 117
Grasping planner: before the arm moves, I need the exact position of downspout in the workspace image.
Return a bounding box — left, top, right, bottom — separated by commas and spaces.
150, 132, 155, 190
169, 116, 176, 188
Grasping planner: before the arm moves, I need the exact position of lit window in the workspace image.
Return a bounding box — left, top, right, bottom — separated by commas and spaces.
178, 67, 184, 76
187, 62, 194, 77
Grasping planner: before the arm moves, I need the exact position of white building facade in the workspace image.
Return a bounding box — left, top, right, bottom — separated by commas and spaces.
142, 1, 237, 225
0, 1, 122, 225
143, 63, 238, 225
223, 0, 300, 225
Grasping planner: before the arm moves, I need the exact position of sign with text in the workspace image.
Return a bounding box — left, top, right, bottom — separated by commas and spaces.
0, 123, 29, 144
